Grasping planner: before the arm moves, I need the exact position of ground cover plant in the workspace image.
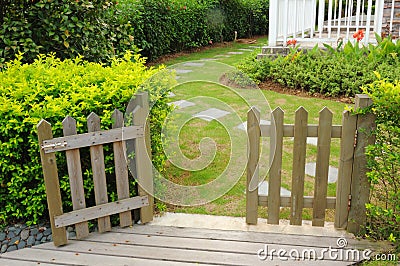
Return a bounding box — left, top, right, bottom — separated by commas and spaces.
0, 52, 174, 225
237, 34, 400, 97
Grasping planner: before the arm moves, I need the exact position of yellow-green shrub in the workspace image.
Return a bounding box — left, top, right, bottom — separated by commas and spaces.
0, 52, 174, 225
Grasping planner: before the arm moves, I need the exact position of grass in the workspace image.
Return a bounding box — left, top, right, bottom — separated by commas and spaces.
156, 36, 351, 221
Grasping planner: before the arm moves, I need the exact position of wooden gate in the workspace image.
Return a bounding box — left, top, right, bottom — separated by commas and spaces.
37, 92, 154, 247
246, 94, 375, 234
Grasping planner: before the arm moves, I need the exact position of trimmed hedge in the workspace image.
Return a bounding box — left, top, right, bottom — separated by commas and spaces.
0, 52, 174, 225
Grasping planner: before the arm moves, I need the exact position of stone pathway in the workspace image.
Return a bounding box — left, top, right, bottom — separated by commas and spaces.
236, 120, 271, 131
193, 108, 231, 122
305, 162, 339, 183
168, 100, 195, 109
258, 181, 291, 196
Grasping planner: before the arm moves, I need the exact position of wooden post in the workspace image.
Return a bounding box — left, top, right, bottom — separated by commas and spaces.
37, 120, 67, 247
347, 94, 375, 234
268, 0, 279, 46
313, 107, 333, 226
87, 113, 112, 233
112, 109, 133, 227
62, 116, 89, 239
132, 92, 154, 224
267, 107, 284, 225
246, 107, 260, 225
290, 107, 308, 226
335, 110, 357, 229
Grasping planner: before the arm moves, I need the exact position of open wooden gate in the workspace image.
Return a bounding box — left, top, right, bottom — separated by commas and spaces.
246, 94, 375, 234
37, 92, 154, 246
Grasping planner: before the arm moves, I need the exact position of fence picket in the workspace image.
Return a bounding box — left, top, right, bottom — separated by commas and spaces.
132, 93, 154, 224
62, 116, 89, 239
312, 107, 333, 227
87, 112, 111, 233
290, 107, 308, 225
335, 110, 357, 229
37, 120, 67, 247
246, 107, 261, 225
112, 109, 133, 227
267, 107, 284, 225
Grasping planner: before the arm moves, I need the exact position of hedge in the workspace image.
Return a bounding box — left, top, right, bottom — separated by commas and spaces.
0, 52, 174, 225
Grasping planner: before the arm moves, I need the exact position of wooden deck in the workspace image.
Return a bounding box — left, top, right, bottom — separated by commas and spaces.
0, 224, 382, 265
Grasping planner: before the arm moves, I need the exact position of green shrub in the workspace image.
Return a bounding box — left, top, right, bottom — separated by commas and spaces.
0, 0, 137, 67
238, 36, 400, 97
0, 52, 174, 225
362, 76, 400, 247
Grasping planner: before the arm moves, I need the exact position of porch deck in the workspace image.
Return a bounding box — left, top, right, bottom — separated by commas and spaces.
0, 214, 385, 266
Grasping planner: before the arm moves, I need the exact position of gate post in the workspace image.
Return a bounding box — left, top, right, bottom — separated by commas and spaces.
347, 94, 375, 235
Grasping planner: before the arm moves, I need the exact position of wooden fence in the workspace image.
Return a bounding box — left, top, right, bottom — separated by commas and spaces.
246, 94, 375, 234
37, 92, 154, 247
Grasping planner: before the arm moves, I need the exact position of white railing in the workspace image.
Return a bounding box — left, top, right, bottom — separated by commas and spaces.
268, 0, 397, 46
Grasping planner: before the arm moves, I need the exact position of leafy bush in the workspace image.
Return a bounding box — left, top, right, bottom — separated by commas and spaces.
0, 0, 137, 67
238, 35, 400, 97
0, 52, 174, 225
362, 76, 400, 247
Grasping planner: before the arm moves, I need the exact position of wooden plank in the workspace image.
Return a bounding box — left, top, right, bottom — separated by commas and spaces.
112, 109, 133, 227
42, 125, 144, 153
259, 195, 336, 209
1, 247, 193, 266
34, 239, 355, 265
335, 110, 357, 229
0, 258, 58, 266
267, 107, 284, 224
54, 196, 149, 228
246, 106, 261, 225
37, 120, 67, 247
261, 124, 342, 138
115, 225, 380, 250
87, 112, 111, 233
62, 116, 89, 239
313, 107, 333, 226
290, 107, 308, 225
347, 94, 375, 234
132, 93, 154, 223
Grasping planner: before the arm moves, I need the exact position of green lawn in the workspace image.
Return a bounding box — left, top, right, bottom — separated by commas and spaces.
156, 36, 350, 221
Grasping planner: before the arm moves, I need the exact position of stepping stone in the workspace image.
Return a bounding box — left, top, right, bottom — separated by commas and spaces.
248, 45, 260, 49
175, 76, 181, 80
258, 181, 291, 196
193, 108, 231, 122
236, 120, 271, 131
168, 92, 176, 97
305, 162, 339, 183
238, 48, 254, 52
289, 137, 318, 146
167, 100, 195, 109
214, 55, 231, 58
175, 69, 193, 74
182, 62, 205, 67
201, 58, 218, 61
227, 51, 244, 55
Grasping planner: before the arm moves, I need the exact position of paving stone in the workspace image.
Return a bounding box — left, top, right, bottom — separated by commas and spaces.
35, 233, 43, 241
227, 51, 244, 55
258, 181, 291, 196
43, 228, 52, 236
238, 48, 254, 51
1, 244, 7, 253
175, 69, 193, 74
305, 162, 339, 183
167, 100, 195, 109
30, 228, 38, 236
6, 245, 17, 252
7, 231, 15, 239
17, 240, 26, 249
214, 55, 231, 58
182, 62, 205, 67
27, 235, 35, 246
289, 137, 318, 146
167, 91, 176, 97
193, 108, 231, 122
20, 229, 30, 240
236, 120, 271, 131
200, 58, 218, 61
175, 76, 181, 80
0, 232, 6, 242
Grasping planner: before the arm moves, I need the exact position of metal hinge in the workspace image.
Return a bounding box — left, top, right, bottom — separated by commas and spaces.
353, 129, 358, 148
347, 194, 352, 211
41, 141, 67, 150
